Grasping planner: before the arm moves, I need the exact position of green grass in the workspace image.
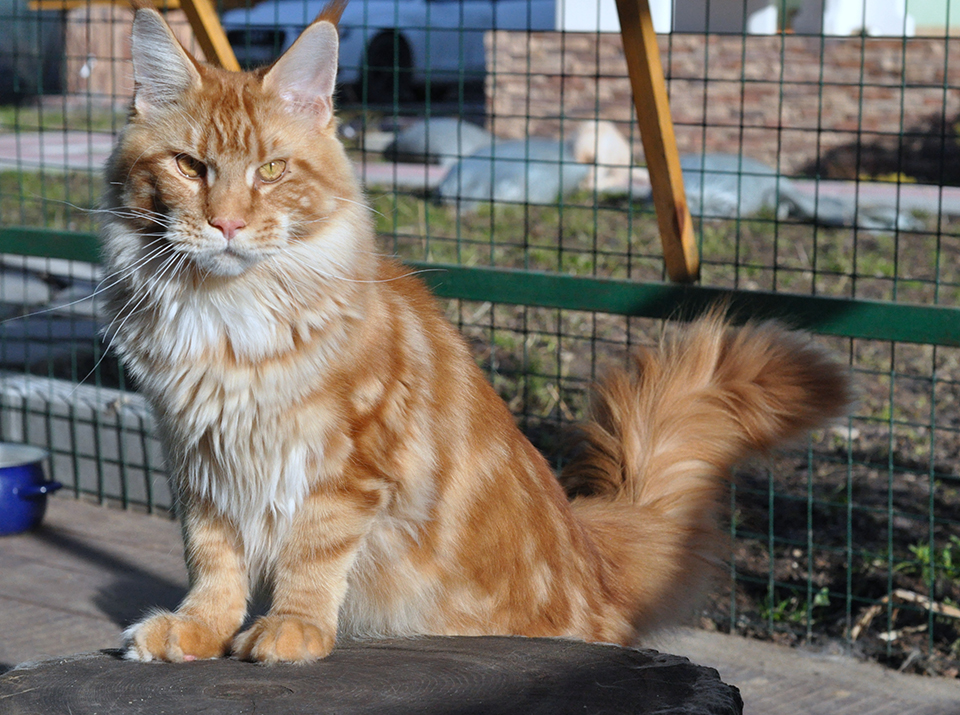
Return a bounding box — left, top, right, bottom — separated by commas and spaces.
370, 189, 667, 281
760, 586, 831, 627
898, 536, 960, 589
0, 170, 98, 232
369, 190, 960, 307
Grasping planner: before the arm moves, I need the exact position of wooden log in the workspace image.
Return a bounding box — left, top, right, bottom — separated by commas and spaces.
0, 636, 742, 714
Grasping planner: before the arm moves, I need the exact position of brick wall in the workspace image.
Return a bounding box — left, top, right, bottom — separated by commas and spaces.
64, 6, 205, 101
486, 31, 960, 179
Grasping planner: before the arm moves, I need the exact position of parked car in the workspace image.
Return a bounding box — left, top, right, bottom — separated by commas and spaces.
0, 0, 64, 102
221, 0, 555, 101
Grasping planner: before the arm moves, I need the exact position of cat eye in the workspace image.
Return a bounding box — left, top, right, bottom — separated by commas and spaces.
257, 160, 287, 183
175, 154, 206, 180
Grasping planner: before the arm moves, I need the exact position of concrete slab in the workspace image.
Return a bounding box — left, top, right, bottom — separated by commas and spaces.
653, 629, 960, 715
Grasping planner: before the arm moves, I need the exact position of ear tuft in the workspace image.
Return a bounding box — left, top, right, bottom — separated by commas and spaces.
262, 20, 339, 126
315, 0, 348, 26
131, 8, 202, 112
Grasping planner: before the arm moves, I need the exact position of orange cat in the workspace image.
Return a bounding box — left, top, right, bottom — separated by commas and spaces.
103, 2, 849, 663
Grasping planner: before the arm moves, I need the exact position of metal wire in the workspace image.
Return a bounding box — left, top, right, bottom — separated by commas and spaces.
0, 0, 957, 672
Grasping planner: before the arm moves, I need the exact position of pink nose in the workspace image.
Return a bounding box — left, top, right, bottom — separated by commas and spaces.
209, 217, 247, 240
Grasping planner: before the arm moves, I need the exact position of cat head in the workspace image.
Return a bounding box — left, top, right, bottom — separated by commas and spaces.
105, 0, 367, 281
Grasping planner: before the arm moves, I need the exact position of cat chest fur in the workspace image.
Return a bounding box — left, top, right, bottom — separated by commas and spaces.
148, 340, 349, 570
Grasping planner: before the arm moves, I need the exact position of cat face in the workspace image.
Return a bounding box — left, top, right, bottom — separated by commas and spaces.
108, 7, 353, 279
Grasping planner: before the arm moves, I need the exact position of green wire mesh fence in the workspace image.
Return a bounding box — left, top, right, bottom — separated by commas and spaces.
0, 0, 958, 676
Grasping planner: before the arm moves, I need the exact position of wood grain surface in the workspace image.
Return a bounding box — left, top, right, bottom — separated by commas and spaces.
0, 636, 742, 714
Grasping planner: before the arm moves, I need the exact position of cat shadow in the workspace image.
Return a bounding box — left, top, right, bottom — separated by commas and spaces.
33, 526, 272, 633
33, 527, 186, 628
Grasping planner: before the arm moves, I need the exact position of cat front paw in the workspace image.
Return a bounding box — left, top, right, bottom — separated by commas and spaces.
232, 615, 334, 664
123, 611, 230, 662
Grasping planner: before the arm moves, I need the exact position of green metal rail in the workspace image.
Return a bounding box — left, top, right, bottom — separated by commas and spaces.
3, 226, 957, 347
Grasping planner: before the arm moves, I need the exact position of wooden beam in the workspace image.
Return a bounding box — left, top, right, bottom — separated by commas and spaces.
30, 0, 254, 9
178, 0, 241, 71
32, 0, 241, 72
614, 0, 699, 284
29, 0, 181, 8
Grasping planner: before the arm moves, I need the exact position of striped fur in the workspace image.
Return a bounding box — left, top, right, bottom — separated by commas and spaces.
106, 4, 851, 663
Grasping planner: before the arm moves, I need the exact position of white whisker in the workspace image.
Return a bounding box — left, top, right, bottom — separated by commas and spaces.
75, 246, 187, 394
0, 238, 172, 327
334, 195, 385, 219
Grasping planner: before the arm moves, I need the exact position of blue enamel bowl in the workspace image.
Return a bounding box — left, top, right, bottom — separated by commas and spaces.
0, 444, 61, 536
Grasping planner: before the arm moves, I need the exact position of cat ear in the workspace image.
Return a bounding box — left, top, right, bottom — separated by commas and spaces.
262, 19, 339, 127
130, 8, 202, 113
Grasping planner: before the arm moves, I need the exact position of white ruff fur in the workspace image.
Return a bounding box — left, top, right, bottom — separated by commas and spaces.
102, 211, 368, 579
101, 210, 365, 364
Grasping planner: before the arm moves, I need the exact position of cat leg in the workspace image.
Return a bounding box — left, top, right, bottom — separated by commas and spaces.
124, 509, 247, 662
233, 476, 389, 663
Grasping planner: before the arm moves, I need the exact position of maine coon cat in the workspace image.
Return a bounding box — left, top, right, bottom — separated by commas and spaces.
105, 1, 850, 663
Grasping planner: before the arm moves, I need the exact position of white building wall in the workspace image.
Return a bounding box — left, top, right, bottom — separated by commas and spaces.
793, 0, 916, 36
555, 0, 779, 35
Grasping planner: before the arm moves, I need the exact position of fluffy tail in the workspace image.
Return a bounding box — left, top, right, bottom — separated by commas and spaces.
562, 312, 851, 636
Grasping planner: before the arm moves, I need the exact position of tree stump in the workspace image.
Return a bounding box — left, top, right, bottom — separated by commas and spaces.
0, 636, 742, 714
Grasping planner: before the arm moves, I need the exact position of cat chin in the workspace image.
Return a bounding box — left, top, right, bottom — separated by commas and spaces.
192, 248, 262, 278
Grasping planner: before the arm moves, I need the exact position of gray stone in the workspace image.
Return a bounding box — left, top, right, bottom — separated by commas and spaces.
679, 153, 924, 231
437, 139, 590, 208
384, 118, 493, 167
681, 154, 788, 218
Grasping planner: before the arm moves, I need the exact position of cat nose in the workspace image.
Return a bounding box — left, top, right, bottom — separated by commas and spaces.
209, 217, 247, 241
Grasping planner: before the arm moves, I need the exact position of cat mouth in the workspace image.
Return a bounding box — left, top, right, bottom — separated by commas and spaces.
192, 244, 262, 277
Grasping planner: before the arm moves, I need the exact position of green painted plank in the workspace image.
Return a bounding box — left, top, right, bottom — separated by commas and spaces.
411, 263, 960, 348
0, 227, 100, 263
0, 228, 956, 347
